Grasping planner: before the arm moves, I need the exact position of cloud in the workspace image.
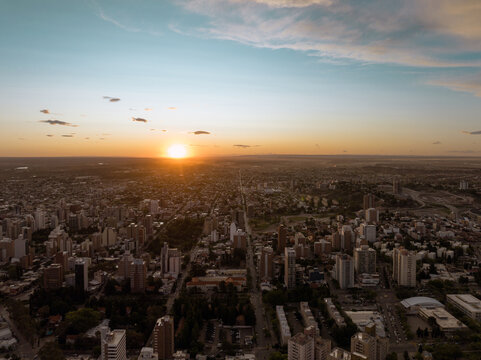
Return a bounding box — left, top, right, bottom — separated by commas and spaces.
92, 0, 162, 36
432, 141, 442, 144
448, 149, 481, 153
251, 0, 333, 8
145, 108, 153, 111
40, 109, 50, 114
462, 130, 481, 135
429, 74, 481, 97
167, 107, 177, 110
85, 137, 90, 140
132, 117, 148, 123
46, 134, 54, 137
161, 129, 167, 132
233, 144, 260, 148
191, 130, 211, 135
190, 144, 209, 147
103, 96, 121, 102
177, 0, 481, 68
62, 134, 74, 138
39, 120, 78, 127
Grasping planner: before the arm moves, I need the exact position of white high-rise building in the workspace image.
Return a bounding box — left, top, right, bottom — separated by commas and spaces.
333, 254, 354, 289
100, 328, 127, 360
230, 222, 237, 242
353, 245, 376, 274
285, 247, 296, 289
392, 247, 416, 287
360, 224, 376, 243
288, 333, 314, 360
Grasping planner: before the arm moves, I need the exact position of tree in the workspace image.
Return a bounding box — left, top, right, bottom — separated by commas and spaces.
386, 353, 398, 360
65, 308, 101, 334
39, 342, 64, 360
269, 352, 288, 360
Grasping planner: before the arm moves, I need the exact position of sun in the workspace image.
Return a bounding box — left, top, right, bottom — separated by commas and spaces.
167, 144, 188, 158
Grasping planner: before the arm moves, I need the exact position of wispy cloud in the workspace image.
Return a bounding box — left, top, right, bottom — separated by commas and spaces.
462, 130, 481, 135
91, 0, 162, 35
132, 117, 148, 123
103, 96, 121, 102
167, 107, 177, 110
177, 0, 481, 69
190, 130, 211, 135
39, 120, 78, 127
233, 144, 261, 148
145, 108, 153, 111
46, 134, 54, 137
40, 109, 50, 114
429, 75, 481, 98
62, 134, 74, 138
432, 141, 442, 144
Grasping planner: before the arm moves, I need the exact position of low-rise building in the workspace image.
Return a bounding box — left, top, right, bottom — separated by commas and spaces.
446, 294, 481, 321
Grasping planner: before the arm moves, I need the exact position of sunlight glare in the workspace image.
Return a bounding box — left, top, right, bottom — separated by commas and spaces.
167, 144, 188, 158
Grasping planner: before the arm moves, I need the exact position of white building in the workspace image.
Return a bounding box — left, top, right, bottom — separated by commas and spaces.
332, 254, 354, 289
392, 247, 416, 287
288, 333, 314, 360
447, 294, 481, 321
101, 328, 127, 360
276, 306, 291, 345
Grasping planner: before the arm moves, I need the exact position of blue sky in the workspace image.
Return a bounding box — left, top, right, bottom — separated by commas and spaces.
1, 0, 481, 156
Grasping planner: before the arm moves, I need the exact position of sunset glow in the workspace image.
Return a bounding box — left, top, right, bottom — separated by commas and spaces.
167, 144, 187, 159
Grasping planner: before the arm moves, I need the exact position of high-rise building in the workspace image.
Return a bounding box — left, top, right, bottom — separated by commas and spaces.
331, 232, 341, 251
130, 259, 146, 293
75, 259, 88, 291
259, 246, 273, 281
233, 230, 247, 249
278, 224, 287, 253
118, 252, 134, 279
351, 332, 376, 360
138, 347, 158, 360
168, 249, 181, 276
285, 247, 296, 289
161, 242, 169, 275
100, 328, 127, 360
340, 225, 353, 253
392, 178, 401, 194
288, 332, 314, 360
229, 222, 237, 242
315, 336, 332, 360
362, 224, 376, 243
363, 194, 375, 210
365, 208, 378, 224
353, 246, 376, 274
153, 316, 174, 360
333, 254, 354, 289
328, 348, 352, 360
392, 247, 416, 287
43, 263, 63, 289
350, 331, 388, 360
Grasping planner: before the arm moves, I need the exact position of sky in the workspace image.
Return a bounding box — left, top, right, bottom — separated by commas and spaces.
1, 0, 481, 157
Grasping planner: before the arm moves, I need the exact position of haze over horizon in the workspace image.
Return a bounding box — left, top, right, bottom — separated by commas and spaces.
2, 0, 481, 157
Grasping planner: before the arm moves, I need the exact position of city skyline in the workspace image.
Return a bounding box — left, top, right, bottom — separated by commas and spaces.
1, 0, 481, 157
